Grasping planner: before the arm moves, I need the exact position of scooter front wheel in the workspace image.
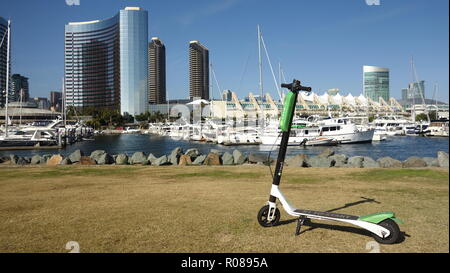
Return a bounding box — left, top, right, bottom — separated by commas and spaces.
372, 218, 401, 244
257, 205, 280, 227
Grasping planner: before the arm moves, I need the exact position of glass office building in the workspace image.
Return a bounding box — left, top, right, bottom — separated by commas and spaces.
11, 74, 29, 102
64, 7, 148, 115
363, 65, 389, 102
0, 17, 9, 107
119, 7, 148, 115
65, 16, 120, 110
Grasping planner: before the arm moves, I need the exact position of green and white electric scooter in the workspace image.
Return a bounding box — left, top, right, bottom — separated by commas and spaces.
257, 79, 403, 244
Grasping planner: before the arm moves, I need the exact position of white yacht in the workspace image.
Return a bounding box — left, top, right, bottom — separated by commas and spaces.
217, 127, 261, 145
371, 116, 415, 136
260, 117, 374, 145
426, 120, 449, 137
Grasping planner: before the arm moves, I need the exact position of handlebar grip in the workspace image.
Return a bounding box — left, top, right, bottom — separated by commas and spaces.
301, 86, 312, 92
281, 83, 291, 88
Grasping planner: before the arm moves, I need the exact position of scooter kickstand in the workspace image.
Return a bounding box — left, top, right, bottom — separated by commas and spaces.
295, 216, 307, 236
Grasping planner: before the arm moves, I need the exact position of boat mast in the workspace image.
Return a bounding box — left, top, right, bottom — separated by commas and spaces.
410, 57, 416, 122
257, 25, 263, 100
19, 88, 22, 125
434, 83, 438, 117
4, 20, 11, 137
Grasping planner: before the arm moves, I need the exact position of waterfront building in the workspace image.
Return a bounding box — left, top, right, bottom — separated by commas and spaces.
209, 90, 405, 119
10, 74, 29, 102
64, 7, 148, 116
363, 65, 390, 102
148, 37, 166, 104
0, 101, 59, 124
0, 16, 9, 107
50, 91, 62, 111
119, 7, 148, 116
189, 41, 209, 100
398, 98, 449, 119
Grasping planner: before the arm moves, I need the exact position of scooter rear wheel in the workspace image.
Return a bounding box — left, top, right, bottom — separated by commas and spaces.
257, 205, 280, 227
372, 218, 401, 244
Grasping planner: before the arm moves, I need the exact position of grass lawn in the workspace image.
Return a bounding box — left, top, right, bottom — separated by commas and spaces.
0, 165, 448, 253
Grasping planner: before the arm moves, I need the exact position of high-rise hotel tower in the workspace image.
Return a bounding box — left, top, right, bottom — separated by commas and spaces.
64, 7, 148, 115
0, 17, 10, 107
148, 37, 166, 104
189, 41, 209, 100
363, 65, 390, 102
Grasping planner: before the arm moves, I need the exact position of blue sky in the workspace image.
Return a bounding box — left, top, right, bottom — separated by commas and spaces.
1, 0, 449, 102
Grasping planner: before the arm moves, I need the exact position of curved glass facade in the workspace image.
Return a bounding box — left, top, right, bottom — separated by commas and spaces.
64, 7, 148, 115
65, 16, 120, 109
119, 7, 148, 115
363, 66, 389, 102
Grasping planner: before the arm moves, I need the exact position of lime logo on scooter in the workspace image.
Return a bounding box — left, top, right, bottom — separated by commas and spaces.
257, 79, 403, 244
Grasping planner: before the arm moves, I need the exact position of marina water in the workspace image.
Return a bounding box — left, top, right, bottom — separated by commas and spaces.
1, 134, 448, 161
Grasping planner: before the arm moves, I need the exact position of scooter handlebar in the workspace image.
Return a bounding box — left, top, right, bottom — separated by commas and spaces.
281, 79, 311, 92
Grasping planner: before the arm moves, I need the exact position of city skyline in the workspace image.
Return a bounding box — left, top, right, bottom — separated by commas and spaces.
0, 0, 448, 103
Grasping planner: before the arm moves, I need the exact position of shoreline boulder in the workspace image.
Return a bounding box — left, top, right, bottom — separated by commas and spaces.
130, 152, 148, 165
169, 147, 183, 165
61, 158, 72, 165
377, 157, 403, 168
232, 149, 247, 165
285, 154, 309, 167
248, 153, 272, 165
362, 157, 380, 168
437, 151, 449, 168
68, 149, 83, 163
346, 156, 364, 168
153, 155, 170, 166
115, 154, 129, 165
178, 154, 192, 166
221, 152, 234, 165
330, 154, 348, 168
47, 154, 64, 166
30, 155, 41, 165
308, 156, 335, 168
422, 157, 439, 167
403, 156, 427, 168
185, 148, 200, 160
203, 153, 222, 165
79, 156, 96, 165
192, 155, 207, 165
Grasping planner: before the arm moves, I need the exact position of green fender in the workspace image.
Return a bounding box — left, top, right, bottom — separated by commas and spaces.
358, 211, 404, 224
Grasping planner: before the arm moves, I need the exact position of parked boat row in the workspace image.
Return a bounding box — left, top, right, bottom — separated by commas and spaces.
145, 114, 448, 147
146, 116, 374, 146
0, 118, 95, 148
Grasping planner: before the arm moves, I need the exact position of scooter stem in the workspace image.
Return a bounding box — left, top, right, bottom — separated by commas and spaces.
269, 79, 311, 203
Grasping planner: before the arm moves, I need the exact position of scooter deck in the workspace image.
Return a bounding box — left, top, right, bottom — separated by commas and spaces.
294, 209, 358, 220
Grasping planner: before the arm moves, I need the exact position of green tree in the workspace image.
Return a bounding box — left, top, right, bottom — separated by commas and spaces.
415, 113, 429, 122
